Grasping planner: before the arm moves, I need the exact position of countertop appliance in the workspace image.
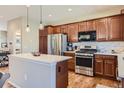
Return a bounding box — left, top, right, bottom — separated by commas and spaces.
75, 45, 97, 76
48, 34, 67, 55
78, 31, 96, 42
67, 42, 73, 51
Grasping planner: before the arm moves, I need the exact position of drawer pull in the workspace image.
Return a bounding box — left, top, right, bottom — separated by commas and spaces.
58, 66, 61, 72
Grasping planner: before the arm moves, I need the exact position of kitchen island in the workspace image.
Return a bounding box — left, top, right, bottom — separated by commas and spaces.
8, 53, 71, 88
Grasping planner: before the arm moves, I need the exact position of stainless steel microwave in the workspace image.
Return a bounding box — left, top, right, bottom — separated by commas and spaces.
78, 31, 96, 42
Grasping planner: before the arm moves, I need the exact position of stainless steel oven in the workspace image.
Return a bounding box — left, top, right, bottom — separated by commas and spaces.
75, 45, 97, 76
75, 53, 94, 76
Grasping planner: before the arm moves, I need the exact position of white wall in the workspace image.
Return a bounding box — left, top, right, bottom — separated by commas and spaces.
0, 31, 7, 48
7, 17, 39, 53
21, 17, 39, 53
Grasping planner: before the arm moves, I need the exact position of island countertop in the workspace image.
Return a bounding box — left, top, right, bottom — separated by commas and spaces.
9, 53, 72, 64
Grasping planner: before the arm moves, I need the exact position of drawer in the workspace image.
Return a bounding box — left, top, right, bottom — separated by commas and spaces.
95, 54, 116, 60
103, 55, 116, 60
64, 52, 75, 57
95, 55, 103, 59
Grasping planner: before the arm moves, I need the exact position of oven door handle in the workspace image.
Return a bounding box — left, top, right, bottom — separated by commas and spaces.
76, 56, 93, 59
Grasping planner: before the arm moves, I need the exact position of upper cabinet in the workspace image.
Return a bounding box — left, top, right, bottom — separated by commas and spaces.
108, 15, 122, 41
67, 23, 79, 42
86, 20, 96, 31
122, 15, 124, 40
96, 18, 108, 41
78, 21, 87, 32
47, 26, 54, 34
53, 26, 61, 34
96, 15, 123, 41
78, 20, 96, 32
44, 14, 124, 42
60, 25, 68, 34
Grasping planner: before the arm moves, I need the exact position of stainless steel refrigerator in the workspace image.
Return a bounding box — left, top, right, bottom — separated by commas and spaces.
48, 34, 67, 55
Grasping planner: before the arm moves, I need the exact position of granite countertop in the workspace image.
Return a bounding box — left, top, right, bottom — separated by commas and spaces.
9, 53, 72, 64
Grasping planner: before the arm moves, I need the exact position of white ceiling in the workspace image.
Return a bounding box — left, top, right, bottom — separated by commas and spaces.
0, 5, 124, 30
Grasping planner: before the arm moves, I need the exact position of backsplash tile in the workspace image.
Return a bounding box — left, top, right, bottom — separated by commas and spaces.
73, 42, 124, 53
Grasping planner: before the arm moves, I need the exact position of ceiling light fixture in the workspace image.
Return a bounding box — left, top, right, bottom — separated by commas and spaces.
68, 8, 72, 12
48, 14, 52, 17
26, 6, 30, 32
39, 5, 44, 30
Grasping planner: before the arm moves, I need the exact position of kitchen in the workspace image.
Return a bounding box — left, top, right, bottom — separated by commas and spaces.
39, 8, 124, 88
1, 5, 124, 88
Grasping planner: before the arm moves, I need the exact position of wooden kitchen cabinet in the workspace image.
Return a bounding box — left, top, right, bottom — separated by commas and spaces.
122, 15, 124, 40
96, 18, 108, 41
78, 21, 87, 32
56, 61, 68, 88
95, 59, 104, 75
47, 26, 54, 34
64, 52, 75, 71
60, 25, 68, 34
53, 26, 61, 34
108, 15, 122, 41
104, 59, 116, 78
78, 20, 96, 32
95, 55, 117, 79
86, 20, 96, 31
39, 26, 53, 54
67, 23, 78, 42
39, 36, 47, 54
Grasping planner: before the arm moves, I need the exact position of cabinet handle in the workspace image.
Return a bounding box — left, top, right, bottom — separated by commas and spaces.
58, 66, 61, 72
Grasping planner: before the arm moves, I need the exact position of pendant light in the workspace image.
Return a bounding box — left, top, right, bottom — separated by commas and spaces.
39, 5, 44, 30
26, 6, 30, 32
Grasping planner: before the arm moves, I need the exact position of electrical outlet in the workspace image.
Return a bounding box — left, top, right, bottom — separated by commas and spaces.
24, 74, 27, 80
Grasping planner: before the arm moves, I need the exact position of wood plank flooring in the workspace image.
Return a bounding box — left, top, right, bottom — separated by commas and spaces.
0, 66, 119, 88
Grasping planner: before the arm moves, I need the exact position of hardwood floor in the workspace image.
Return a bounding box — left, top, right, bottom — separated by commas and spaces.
68, 71, 119, 88
0, 66, 119, 88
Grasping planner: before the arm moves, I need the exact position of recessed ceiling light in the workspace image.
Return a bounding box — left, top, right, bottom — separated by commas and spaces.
68, 8, 72, 12
48, 14, 52, 17
26, 5, 30, 7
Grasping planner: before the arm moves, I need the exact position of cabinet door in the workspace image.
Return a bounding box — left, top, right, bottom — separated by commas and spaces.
39, 36, 47, 54
104, 59, 116, 78
60, 25, 68, 34
122, 15, 124, 40
78, 21, 87, 32
95, 59, 104, 75
86, 20, 96, 31
67, 23, 78, 42
39, 28, 48, 36
53, 26, 61, 34
64, 52, 75, 71
47, 26, 54, 34
56, 61, 68, 88
108, 16, 122, 41
96, 18, 108, 41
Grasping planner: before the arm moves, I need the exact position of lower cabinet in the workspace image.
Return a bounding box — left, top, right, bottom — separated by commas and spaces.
95, 55, 117, 79
56, 61, 68, 88
64, 52, 75, 71
95, 59, 104, 75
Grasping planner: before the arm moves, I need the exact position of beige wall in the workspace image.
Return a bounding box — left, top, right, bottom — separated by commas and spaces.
21, 17, 39, 53
0, 31, 7, 48
7, 17, 39, 53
